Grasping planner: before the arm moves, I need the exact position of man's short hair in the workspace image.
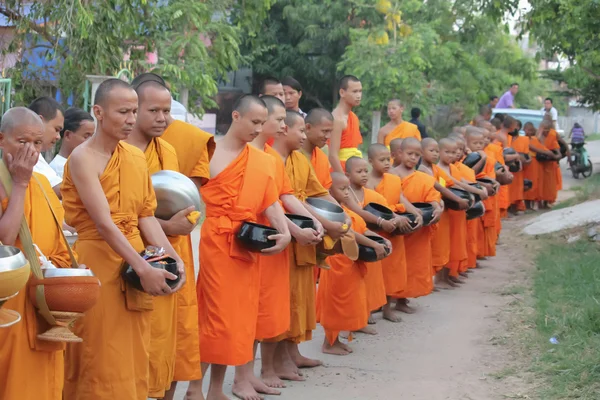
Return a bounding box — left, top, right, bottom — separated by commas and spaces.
258, 77, 281, 95
545, 97, 553, 104
511, 83, 519, 87
489, 95, 498, 101
411, 107, 421, 119
281, 76, 302, 92
28, 96, 64, 120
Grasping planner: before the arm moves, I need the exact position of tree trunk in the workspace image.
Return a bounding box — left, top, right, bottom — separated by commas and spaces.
371, 111, 381, 144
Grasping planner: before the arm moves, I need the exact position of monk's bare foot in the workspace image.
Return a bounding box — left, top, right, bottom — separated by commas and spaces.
185, 380, 205, 400
274, 352, 305, 381
436, 279, 456, 289
367, 314, 376, 324
459, 272, 469, 278
232, 380, 263, 400
291, 354, 322, 369
339, 331, 349, 339
432, 286, 441, 292
450, 276, 466, 284
250, 374, 282, 395
259, 370, 286, 392
356, 325, 378, 335
395, 302, 417, 314
465, 269, 474, 274
322, 338, 350, 356
339, 341, 353, 353
383, 307, 402, 322
206, 388, 231, 400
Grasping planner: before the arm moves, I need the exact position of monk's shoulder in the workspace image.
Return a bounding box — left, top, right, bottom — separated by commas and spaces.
248, 145, 276, 175
414, 170, 436, 185
156, 137, 178, 159
32, 172, 53, 192
383, 172, 402, 184
120, 141, 152, 169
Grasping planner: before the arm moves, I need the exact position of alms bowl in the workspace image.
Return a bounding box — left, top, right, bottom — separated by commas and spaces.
285, 214, 315, 230
468, 182, 483, 202
463, 152, 482, 169
444, 188, 474, 211
306, 198, 346, 223
466, 201, 485, 220
411, 202, 435, 226
358, 235, 390, 262
236, 222, 278, 253
394, 213, 419, 235
151, 170, 201, 220
30, 269, 101, 313
524, 179, 533, 191
122, 257, 181, 292
363, 202, 395, 231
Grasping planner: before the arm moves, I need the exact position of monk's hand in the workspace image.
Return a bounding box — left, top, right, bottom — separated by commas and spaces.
169, 259, 186, 293
327, 221, 349, 240
457, 198, 471, 210
263, 232, 292, 255
294, 227, 321, 246
431, 206, 443, 224
383, 238, 393, 252
374, 243, 388, 260
138, 264, 176, 296
165, 206, 197, 236
7, 142, 38, 187
478, 189, 489, 201
393, 215, 413, 234
313, 219, 325, 240
380, 219, 396, 234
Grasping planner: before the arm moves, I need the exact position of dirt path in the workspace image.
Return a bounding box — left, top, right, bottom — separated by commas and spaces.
173, 220, 529, 400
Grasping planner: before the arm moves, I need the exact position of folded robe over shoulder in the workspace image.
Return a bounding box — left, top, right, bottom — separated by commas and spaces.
63, 142, 157, 400
0, 173, 72, 400
383, 121, 421, 147
198, 145, 279, 366
306, 146, 333, 189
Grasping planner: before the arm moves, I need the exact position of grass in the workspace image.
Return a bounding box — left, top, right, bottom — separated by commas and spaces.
585, 133, 600, 142
553, 173, 600, 210
527, 238, 600, 399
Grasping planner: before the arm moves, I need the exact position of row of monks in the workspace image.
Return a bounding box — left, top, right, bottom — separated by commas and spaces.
0, 73, 565, 400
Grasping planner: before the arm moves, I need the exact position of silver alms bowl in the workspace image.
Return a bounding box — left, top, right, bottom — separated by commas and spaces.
151, 170, 201, 220
41, 268, 96, 278
0, 246, 28, 272
306, 197, 346, 223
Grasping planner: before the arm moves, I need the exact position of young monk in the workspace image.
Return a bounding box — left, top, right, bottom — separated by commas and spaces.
330, 75, 363, 173
63, 79, 185, 400
523, 122, 542, 209
125, 81, 197, 399
389, 138, 404, 168
301, 108, 334, 189
317, 172, 388, 355
130, 72, 214, 400
0, 108, 73, 400
508, 120, 531, 214
537, 120, 561, 208
195, 95, 291, 400
366, 143, 422, 321
272, 111, 347, 381
258, 76, 286, 103
378, 99, 421, 146
390, 138, 443, 311
49, 107, 94, 178
237, 96, 322, 399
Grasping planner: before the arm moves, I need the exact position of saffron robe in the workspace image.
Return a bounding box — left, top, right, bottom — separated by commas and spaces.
508, 136, 530, 205
374, 173, 408, 295
278, 150, 328, 343
398, 171, 440, 298
524, 137, 543, 201
63, 142, 157, 400
161, 120, 214, 380
430, 165, 453, 272
256, 144, 294, 341
333, 111, 363, 170
489, 142, 509, 219
198, 145, 278, 365
0, 174, 72, 400
383, 121, 421, 147
304, 146, 333, 189
445, 164, 468, 277
477, 154, 498, 258
540, 131, 560, 202
456, 162, 479, 269
317, 208, 368, 345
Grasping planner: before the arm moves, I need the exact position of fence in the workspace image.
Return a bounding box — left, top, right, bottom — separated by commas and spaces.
0, 78, 11, 116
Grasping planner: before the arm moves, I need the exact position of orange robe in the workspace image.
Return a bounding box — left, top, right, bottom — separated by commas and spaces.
508, 136, 530, 207
198, 145, 278, 366
161, 120, 214, 381
361, 188, 390, 312
455, 162, 478, 269
143, 138, 180, 398
278, 150, 329, 343
445, 164, 468, 277
0, 174, 72, 400
398, 171, 440, 298
305, 146, 333, 189
540, 131, 560, 202
524, 137, 542, 201
335, 111, 363, 171
63, 142, 157, 399
477, 154, 498, 258
374, 173, 408, 296
383, 121, 421, 147
256, 144, 294, 341
317, 208, 368, 345
489, 142, 509, 220
430, 165, 453, 273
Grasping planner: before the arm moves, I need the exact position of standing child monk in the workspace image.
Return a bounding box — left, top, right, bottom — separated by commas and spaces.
523, 122, 543, 210
389, 138, 404, 168
317, 172, 389, 355
390, 138, 443, 311
378, 99, 421, 146
0, 108, 73, 400
507, 120, 531, 214
537, 121, 562, 208
330, 75, 363, 173
125, 81, 197, 399
63, 79, 186, 400
197, 95, 291, 400
366, 143, 422, 322
301, 108, 334, 189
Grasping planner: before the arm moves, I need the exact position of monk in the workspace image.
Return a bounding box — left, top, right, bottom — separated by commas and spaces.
258, 76, 286, 103
343, 156, 405, 331
301, 108, 334, 189
197, 94, 291, 400
491, 117, 520, 220
537, 120, 562, 208
390, 138, 442, 310
390, 138, 403, 168
236, 96, 323, 399
124, 81, 198, 399
0, 108, 73, 400
366, 143, 422, 322
63, 79, 185, 400
272, 111, 349, 381
330, 75, 363, 173
508, 120, 531, 214
523, 122, 543, 209
317, 172, 387, 355
378, 99, 421, 146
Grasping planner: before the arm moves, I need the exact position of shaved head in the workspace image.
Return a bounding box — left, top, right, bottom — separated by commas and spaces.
400, 137, 420, 151
135, 80, 170, 101
339, 75, 360, 90
233, 94, 267, 116
367, 143, 388, 159
0, 107, 44, 134
131, 72, 166, 91
258, 77, 281, 95
465, 126, 484, 138
331, 171, 349, 186
345, 156, 367, 172
388, 99, 404, 107
94, 78, 133, 107
438, 138, 456, 149
421, 137, 437, 149
261, 95, 286, 115
390, 138, 404, 153
305, 108, 333, 126
285, 110, 304, 128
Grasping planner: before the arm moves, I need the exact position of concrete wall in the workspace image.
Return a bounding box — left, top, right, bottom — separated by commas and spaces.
559, 107, 600, 135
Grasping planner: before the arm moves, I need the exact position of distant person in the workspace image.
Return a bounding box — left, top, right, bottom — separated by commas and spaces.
409, 107, 428, 139
569, 122, 585, 144
496, 83, 519, 109
489, 95, 499, 109
258, 77, 285, 104
49, 108, 95, 178
541, 97, 559, 129
281, 76, 307, 118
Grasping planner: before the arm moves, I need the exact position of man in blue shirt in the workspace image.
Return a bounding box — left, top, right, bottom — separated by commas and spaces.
496, 83, 519, 109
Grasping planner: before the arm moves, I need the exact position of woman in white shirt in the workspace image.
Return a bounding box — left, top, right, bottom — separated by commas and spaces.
49, 107, 95, 178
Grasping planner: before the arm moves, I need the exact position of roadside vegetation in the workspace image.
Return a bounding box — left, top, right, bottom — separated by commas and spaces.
553, 173, 600, 210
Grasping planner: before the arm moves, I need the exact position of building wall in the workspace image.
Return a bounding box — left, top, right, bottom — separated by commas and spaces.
0, 27, 18, 71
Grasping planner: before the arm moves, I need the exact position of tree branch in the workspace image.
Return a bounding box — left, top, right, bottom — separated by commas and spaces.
0, 6, 59, 47
580, 66, 600, 81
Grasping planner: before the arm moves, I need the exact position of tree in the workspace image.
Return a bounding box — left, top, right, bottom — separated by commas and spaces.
0, 0, 272, 112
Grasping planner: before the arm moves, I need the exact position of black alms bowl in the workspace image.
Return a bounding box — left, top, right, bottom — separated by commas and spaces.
463, 152, 482, 168
236, 222, 278, 252
363, 202, 395, 231
524, 179, 533, 192
358, 235, 390, 262
468, 182, 484, 202
503, 147, 517, 157
536, 152, 554, 162
411, 202, 435, 226
122, 256, 181, 292
519, 152, 531, 162
285, 214, 315, 230
394, 212, 419, 235
466, 201, 485, 220
507, 160, 522, 173
444, 187, 474, 211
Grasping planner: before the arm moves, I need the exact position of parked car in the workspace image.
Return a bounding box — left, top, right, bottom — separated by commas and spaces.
492, 108, 565, 137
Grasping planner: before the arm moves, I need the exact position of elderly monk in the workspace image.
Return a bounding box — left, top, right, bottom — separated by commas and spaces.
272, 111, 349, 381
330, 75, 363, 173
124, 81, 197, 399
63, 79, 185, 400
378, 99, 421, 147
234, 96, 322, 400
131, 73, 212, 400
0, 108, 72, 400
301, 108, 334, 189
197, 94, 291, 400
